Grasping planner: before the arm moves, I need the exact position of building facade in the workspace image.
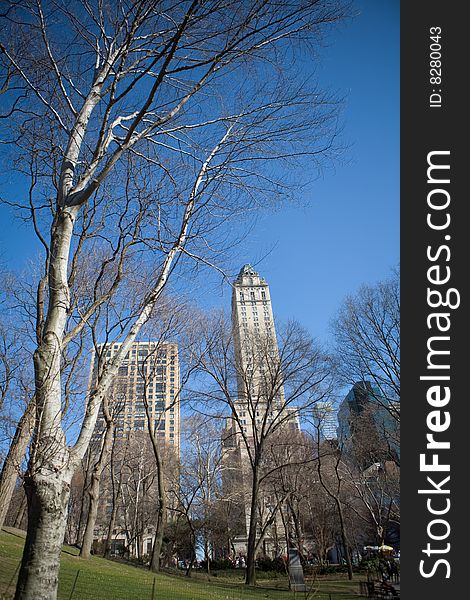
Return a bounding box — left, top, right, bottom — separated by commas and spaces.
89, 341, 180, 557
312, 400, 338, 441
92, 341, 180, 455
222, 265, 299, 558
337, 380, 399, 466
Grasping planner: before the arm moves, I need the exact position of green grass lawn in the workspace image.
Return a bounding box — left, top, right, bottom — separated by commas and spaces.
1, 528, 366, 599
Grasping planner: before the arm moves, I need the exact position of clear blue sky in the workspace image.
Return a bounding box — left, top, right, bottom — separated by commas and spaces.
0, 0, 399, 347
207, 0, 400, 344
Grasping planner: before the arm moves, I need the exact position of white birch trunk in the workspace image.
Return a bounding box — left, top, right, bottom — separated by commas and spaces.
15, 209, 77, 600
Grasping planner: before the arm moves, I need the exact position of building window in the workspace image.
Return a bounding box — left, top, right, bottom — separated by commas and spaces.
261, 291, 266, 300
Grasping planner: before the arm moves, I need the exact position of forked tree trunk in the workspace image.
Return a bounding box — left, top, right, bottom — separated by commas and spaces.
0, 399, 35, 529
80, 415, 114, 559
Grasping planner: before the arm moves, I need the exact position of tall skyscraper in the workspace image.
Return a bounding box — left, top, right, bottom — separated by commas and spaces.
230, 264, 291, 436
92, 341, 180, 455
222, 265, 298, 556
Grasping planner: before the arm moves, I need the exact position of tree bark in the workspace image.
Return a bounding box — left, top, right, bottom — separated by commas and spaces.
244, 468, 259, 586
13, 493, 28, 529
15, 209, 77, 600
0, 399, 35, 529
14, 471, 70, 600
104, 441, 121, 559
149, 452, 167, 572
334, 497, 353, 580
104, 502, 117, 559
79, 411, 114, 558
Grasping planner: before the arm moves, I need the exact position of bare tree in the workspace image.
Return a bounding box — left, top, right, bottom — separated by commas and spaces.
0, 272, 36, 530
190, 312, 333, 585
79, 396, 117, 558
102, 430, 127, 559
350, 461, 399, 547
0, 2, 349, 597
266, 430, 318, 561
179, 414, 226, 574
331, 268, 400, 428
314, 434, 353, 580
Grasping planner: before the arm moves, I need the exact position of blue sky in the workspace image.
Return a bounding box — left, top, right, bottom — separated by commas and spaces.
0, 0, 399, 348
207, 0, 400, 344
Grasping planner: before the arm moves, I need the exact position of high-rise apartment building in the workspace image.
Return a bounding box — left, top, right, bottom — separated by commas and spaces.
92, 341, 180, 455
88, 341, 181, 557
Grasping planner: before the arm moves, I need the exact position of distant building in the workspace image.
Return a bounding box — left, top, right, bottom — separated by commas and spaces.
91, 341, 180, 455
312, 401, 337, 441
337, 381, 399, 466
88, 341, 180, 557
222, 265, 299, 557
230, 264, 300, 436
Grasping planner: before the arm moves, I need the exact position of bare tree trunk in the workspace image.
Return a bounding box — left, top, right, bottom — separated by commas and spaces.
289, 502, 305, 561
13, 493, 28, 529
104, 502, 117, 559
149, 449, 167, 572
104, 438, 122, 559
245, 469, 259, 586
14, 469, 70, 600
334, 496, 353, 580
204, 538, 211, 575
80, 413, 114, 558
15, 210, 77, 600
0, 399, 35, 529
183, 510, 198, 578
75, 454, 92, 546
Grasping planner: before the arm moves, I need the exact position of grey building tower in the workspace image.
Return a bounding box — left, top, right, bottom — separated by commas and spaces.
222, 265, 299, 557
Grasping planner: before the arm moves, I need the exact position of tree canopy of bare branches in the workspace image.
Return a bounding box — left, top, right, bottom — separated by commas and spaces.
189, 312, 333, 584
331, 267, 400, 424
0, 2, 349, 598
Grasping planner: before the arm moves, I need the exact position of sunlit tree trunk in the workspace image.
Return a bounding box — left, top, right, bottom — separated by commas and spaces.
15, 210, 77, 600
